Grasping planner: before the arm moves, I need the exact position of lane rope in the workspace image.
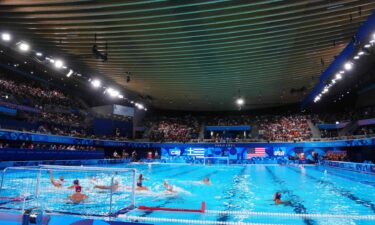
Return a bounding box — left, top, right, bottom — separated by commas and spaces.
204, 210, 375, 220
123, 215, 285, 225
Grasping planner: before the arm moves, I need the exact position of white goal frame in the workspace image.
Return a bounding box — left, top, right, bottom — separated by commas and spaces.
0, 165, 137, 217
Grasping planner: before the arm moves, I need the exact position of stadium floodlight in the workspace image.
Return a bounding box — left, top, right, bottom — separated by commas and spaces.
144, 108, 148, 111
36, 52, 43, 57
354, 55, 360, 60
331, 79, 336, 84
54, 59, 64, 69
236, 98, 244, 106
106, 87, 119, 97
364, 44, 371, 48
66, 69, 73, 77
314, 94, 322, 102
322, 87, 329, 93
18, 42, 30, 51
118, 94, 124, 99
1, 33, 11, 42
335, 73, 342, 79
344, 62, 353, 71
136, 103, 144, 109
91, 79, 101, 88
358, 51, 365, 56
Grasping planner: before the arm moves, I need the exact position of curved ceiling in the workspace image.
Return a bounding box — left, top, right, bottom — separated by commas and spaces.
0, 0, 374, 111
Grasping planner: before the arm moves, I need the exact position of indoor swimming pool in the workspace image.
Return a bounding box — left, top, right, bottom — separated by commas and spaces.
0, 163, 374, 225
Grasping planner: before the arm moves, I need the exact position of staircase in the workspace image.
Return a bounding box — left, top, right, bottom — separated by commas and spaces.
307, 119, 321, 138
199, 122, 206, 139
251, 124, 259, 139
143, 124, 157, 139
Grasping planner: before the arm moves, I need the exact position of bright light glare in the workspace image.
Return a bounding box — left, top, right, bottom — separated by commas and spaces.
54, 60, 64, 68
354, 55, 360, 60
36, 52, 43, 57
136, 103, 144, 109
91, 79, 101, 88
118, 95, 124, 99
364, 44, 371, 48
236, 98, 244, 106
335, 73, 342, 80
66, 69, 73, 77
314, 96, 320, 102
18, 42, 29, 51
1, 33, 11, 41
106, 87, 119, 97
344, 62, 353, 70
358, 51, 365, 56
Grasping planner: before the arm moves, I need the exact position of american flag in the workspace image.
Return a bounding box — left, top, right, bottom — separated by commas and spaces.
247, 147, 266, 159
186, 148, 205, 158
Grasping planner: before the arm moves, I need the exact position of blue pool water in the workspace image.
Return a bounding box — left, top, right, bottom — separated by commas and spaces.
0, 163, 374, 225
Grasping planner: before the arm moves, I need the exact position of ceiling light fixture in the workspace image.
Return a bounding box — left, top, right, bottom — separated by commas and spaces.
344, 62, 353, 70
1, 33, 11, 42
18, 42, 30, 52
91, 79, 101, 88
236, 98, 244, 106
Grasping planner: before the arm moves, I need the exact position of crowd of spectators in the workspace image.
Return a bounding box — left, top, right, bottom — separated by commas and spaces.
0, 73, 134, 140
148, 115, 200, 142
257, 115, 312, 142
312, 106, 375, 125
0, 78, 81, 109
206, 115, 253, 126
0, 141, 98, 151
323, 151, 348, 161
3, 71, 375, 143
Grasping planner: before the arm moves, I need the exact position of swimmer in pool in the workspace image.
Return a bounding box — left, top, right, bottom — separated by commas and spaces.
273, 192, 290, 205
94, 179, 120, 192
68, 185, 88, 203
274, 192, 282, 204
136, 174, 149, 191
48, 170, 64, 188
68, 179, 80, 189
202, 177, 211, 185
163, 180, 174, 192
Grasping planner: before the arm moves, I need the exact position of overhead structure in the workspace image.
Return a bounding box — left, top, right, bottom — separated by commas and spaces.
1, 1, 375, 110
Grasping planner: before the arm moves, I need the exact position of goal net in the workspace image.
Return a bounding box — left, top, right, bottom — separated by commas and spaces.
202, 157, 229, 165
0, 165, 136, 217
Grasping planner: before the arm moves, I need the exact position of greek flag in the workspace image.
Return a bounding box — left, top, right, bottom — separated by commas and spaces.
186, 148, 205, 158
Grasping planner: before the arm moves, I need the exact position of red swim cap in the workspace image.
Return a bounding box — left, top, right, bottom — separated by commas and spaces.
75, 185, 82, 192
